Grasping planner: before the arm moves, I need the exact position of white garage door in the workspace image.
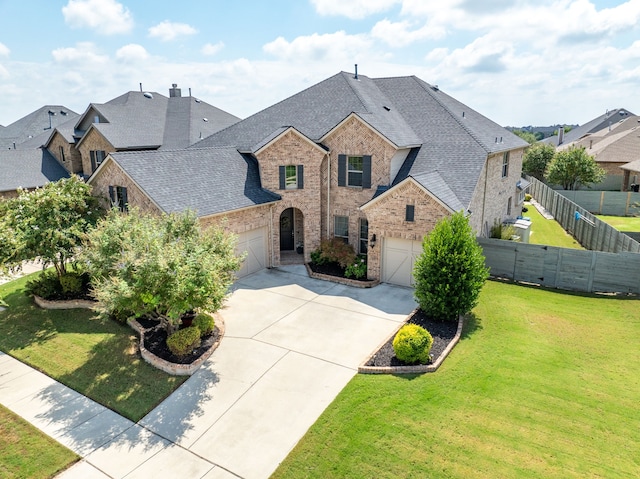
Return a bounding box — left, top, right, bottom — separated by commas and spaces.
382, 237, 423, 287
235, 227, 267, 278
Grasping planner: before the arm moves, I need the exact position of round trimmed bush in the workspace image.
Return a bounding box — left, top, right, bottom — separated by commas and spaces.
166, 326, 201, 357
392, 324, 433, 365
193, 313, 215, 337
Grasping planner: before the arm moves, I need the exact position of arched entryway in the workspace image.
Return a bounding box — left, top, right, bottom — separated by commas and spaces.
279, 207, 305, 264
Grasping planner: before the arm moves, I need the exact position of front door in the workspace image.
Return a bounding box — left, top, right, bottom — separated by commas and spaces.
280, 208, 294, 250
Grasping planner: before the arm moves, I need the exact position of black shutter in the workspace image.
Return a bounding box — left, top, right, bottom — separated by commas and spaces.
362, 155, 372, 189
297, 164, 304, 189
108, 185, 115, 205
405, 205, 415, 222
338, 154, 346, 186
90, 151, 96, 172
121, 187, 128, 211
279, 166, 286, 190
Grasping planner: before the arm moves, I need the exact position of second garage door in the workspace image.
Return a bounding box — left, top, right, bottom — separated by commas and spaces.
382, 237, 423, 287
235, 227, 268, 278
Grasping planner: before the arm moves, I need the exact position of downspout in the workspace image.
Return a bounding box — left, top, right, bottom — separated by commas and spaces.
327, 153, 331, 238
270, 203, 275, 268
481, 156, 489, 236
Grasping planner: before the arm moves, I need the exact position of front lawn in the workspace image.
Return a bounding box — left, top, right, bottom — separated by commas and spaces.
272, 280, 640, 478
0, 274, 187, 422
0, 404, 78, 479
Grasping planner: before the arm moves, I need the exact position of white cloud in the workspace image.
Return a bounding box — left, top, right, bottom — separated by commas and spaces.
116, 44, 149, 63
263, 31, 373, 61
62, 0, 133, 35
52, 42, 109, 66
148, 21, 198, 42
202, 42, 225, 56
311, 0, 401, 19
371, 19, 446, 46
0, 43, 9, 56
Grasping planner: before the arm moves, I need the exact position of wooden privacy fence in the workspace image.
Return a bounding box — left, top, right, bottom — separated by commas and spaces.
556, 190, 640, 216
478, 238, 640, 294
527, 176, 640, 253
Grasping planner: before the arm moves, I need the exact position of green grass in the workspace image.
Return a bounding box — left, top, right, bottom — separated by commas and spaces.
596, 214, 640, 232
272, 280, 640, 479
0, 404, 78, 479
0, 274, 187, 422
524, 202, 584, 249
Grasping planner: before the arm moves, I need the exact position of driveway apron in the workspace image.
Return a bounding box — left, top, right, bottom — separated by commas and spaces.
3, 265, 416, 479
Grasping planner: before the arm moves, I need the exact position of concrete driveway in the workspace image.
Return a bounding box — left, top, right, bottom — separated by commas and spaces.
23, 265, 416, 479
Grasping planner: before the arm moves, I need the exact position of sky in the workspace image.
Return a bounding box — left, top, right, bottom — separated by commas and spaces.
0, 0, 639, 128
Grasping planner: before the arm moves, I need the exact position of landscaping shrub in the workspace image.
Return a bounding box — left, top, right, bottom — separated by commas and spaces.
392, 324, 433, 365
344, 255, 367, 279
25, 270, 61, 300
525, 193, 532, 202
490, 221, 516, 240
166, 326, 202, 357
312, 238, 356, 268
59, 271, 85, 295
193, 313, 215, 337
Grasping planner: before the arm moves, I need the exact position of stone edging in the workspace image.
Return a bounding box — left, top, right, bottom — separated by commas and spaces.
128, 313, 225, 376
358, 313, 464, 374
33, 295, 97, 310
305, 263, 380, 288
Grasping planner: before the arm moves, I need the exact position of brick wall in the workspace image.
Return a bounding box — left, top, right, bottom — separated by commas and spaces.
47, 131, 83, 174
78, 129, 115, 176
362, 179, 450, 280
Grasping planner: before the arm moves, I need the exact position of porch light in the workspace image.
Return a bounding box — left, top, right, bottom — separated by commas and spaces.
369, 234, 377, 248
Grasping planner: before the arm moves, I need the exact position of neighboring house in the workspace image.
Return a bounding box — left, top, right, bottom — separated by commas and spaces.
543, 108, 635, 148
0, 148, 70, 198
44, 84, 240, 178
0, 105, 79, 150
89, 71, 528, 286
556, 114, 640, 190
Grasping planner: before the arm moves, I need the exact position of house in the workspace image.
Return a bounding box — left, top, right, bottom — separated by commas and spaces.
555, 113, 640, 190
44, 84, 241, 178
543, 108, 635, 148
88, 71, 528, 286
0, 148, 69, 199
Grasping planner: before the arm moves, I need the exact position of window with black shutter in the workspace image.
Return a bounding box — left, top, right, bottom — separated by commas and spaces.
405, 205, 415, 222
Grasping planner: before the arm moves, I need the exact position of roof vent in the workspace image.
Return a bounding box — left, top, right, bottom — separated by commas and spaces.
383, 106, 390, 111
462, 111, 465, 118
432, 85, 439, 91
203, 118, 209, 122
354, 63, 358, 80
143, 92, 153, 99
194, 98, 201, 103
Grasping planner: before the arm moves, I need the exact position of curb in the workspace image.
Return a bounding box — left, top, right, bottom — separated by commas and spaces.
33, 295, 97, 310
358, 314, 464, 374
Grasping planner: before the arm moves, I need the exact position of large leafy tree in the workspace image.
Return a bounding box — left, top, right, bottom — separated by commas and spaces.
81, 207, 243, 334
545, 146, 605, 190
522, 142, 556, 180
512, 129, 537, 145
0, 176, 102, 278
413, 212, 489, 321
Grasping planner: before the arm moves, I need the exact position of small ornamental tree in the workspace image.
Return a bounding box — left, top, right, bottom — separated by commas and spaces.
413, 212, 489, 321
523, 143, 556, 180
0, 175, 102, 279
81, 207, 243, 335
545, 146, 605, 190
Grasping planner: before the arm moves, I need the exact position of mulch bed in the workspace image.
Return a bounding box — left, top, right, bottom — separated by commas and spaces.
137, 317, 220, 365
308, 261, 375, 283
364, 309, 458, 367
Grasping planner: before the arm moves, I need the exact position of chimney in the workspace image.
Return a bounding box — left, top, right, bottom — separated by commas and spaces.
169, 83, 181, 98
558, 127, 564, 146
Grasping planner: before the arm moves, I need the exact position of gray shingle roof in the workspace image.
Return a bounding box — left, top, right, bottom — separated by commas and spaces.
0, 106, 79, 149
0, 148, 70, 192
543, 108, 636, 146
194, 72, 526, 211
108, 148, 280, 217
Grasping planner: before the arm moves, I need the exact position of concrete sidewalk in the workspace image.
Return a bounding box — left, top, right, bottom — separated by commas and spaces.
1, 265, 416, 479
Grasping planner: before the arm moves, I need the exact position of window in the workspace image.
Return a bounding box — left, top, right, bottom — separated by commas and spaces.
90, 150, 106, 172
338, 154, 372, 188
279, 165, 304, 190
59, 146, 66, 162
405, 205, 415, 222
334, 216, 349, 243
109, 185, 128, 212
93, 115, 100, 124
359, 218, 369, 255
502, 152, 510, 178
348, 156, 363, 187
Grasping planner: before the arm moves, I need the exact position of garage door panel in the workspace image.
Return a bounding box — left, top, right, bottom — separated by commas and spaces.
236, 227, 267, 278
382, 238, 423, 287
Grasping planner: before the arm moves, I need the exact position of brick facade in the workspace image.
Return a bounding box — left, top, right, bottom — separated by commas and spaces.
47, 131, 83, 174
78, 129, 115, 176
